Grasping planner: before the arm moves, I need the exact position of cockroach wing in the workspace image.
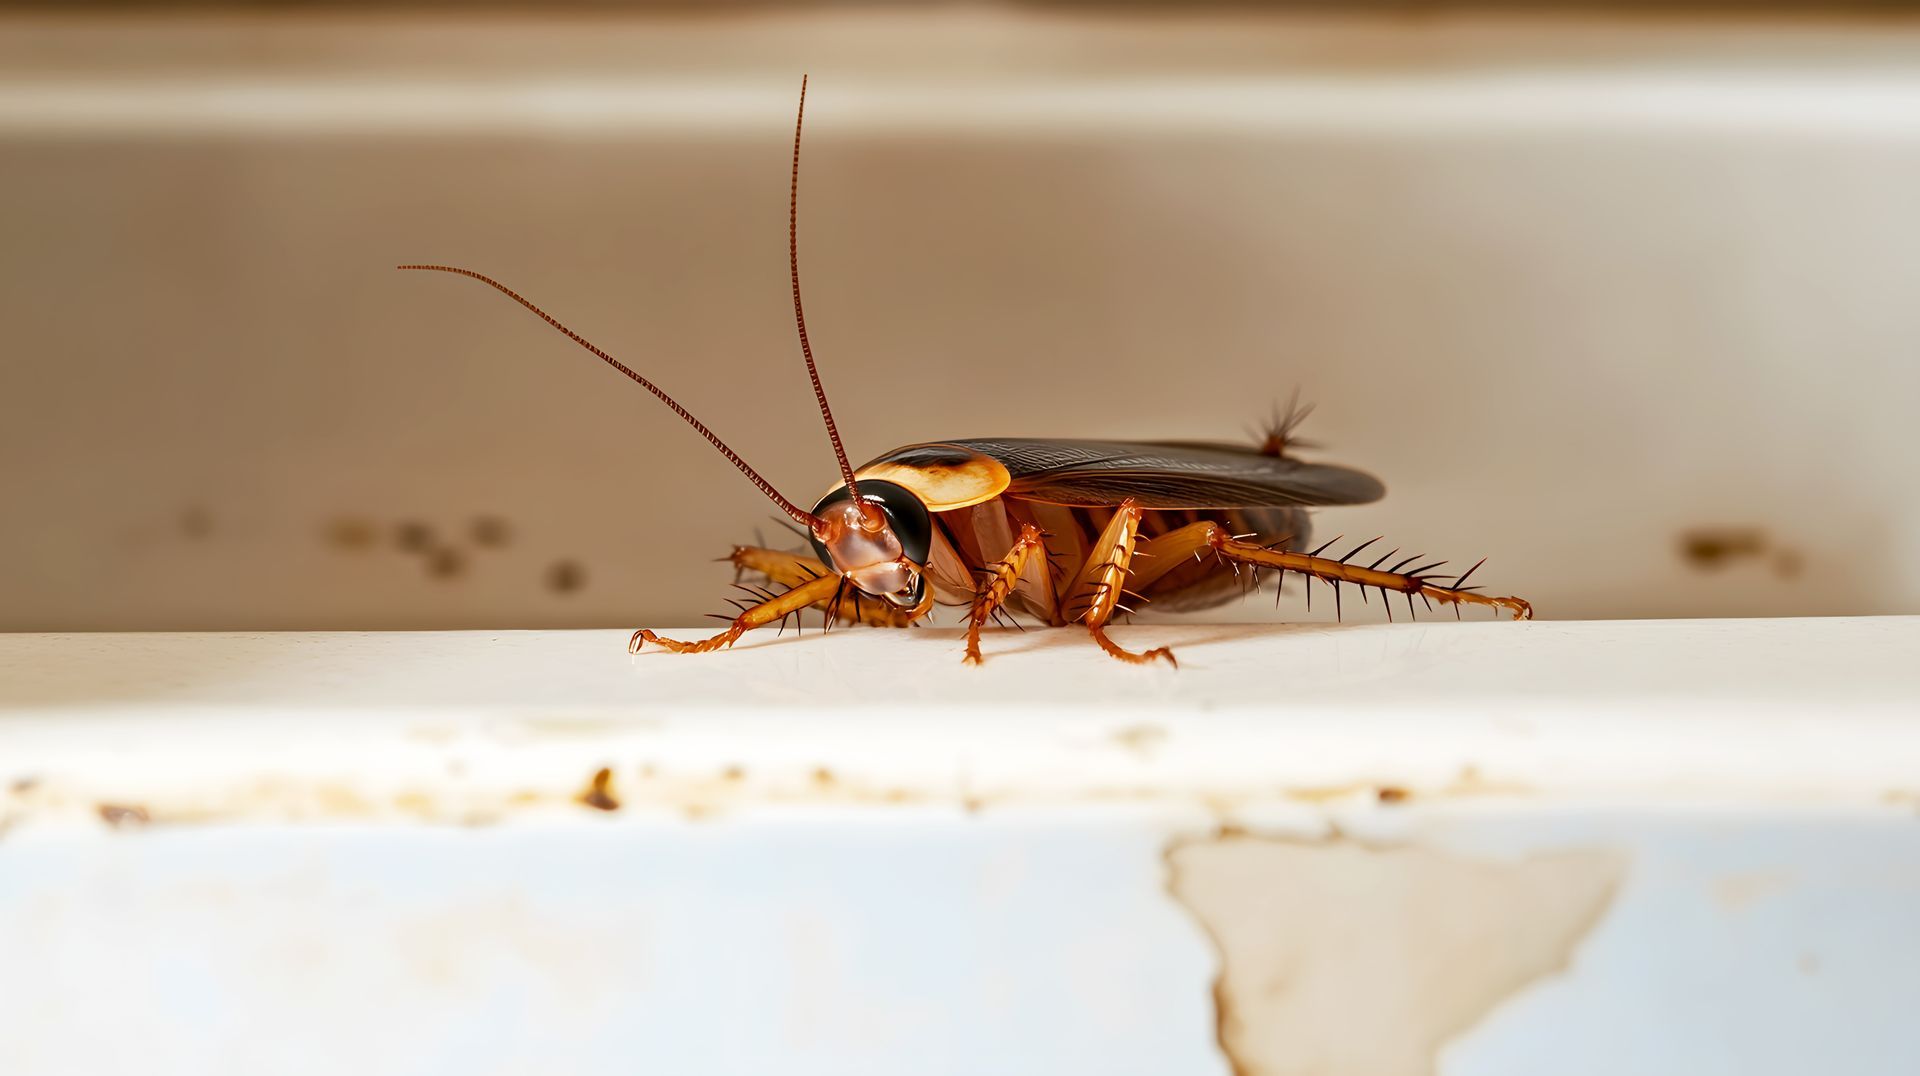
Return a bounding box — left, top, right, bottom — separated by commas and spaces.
940, 438, 1385, 510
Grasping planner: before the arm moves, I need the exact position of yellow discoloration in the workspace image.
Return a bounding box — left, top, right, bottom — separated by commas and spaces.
1167, 835, 1626, 1076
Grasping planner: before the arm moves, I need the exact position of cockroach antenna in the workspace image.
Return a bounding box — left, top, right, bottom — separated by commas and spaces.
788, 74, 861, 503
394, 263, 826, 532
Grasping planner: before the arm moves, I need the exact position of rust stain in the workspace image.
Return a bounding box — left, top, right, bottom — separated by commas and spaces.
395, 520, 436, 553
1680, 526, 1767, 567
1375, 785, 1410, 804
1679, 526, 1804, 580
1166, 834, 1625, 1076
576, 768, 620, 812
811, 766, 836, 787
179, 504, 213, 539
325, 516, 380, 551
546, 558, 586, 594
9, 776, 41, 796
721, 765, 746, 782
425, 546, 467, 580
470, 515, 512, 548
97, 804, 151, 828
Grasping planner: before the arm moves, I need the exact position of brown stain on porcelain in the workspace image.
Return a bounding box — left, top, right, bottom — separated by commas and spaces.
470, 515, 512, 548
325, 516, 380, 551
3, 762, 1548, 829
394, 520, 436, 553
6, 746, 1547, 831
1166, 834, 1625, 1076
179, 504, 213, 540
425, 546, 466, 580
576, 768, 620, 812
1679, 526, 1804, 580
97, 803, 151, 828
546, 559, 586, 594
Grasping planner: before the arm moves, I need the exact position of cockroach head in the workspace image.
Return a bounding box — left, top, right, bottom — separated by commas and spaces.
808, 479, 931, 609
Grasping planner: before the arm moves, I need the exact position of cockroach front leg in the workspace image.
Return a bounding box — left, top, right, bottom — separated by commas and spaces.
1131, 522, 1532, 621
728, 546, 916, 628
631, 572, 844, 654
1060, 499, 1177, 667
964, 524, 1044, 665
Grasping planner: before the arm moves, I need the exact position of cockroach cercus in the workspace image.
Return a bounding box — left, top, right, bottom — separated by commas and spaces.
401, 77, 1531, 667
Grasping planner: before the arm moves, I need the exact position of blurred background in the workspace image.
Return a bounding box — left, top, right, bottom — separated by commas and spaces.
3, 3, 1919, 631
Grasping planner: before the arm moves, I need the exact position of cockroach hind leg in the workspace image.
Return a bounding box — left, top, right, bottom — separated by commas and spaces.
1197, 527, 1533, 623
1087, 624, 1177, 668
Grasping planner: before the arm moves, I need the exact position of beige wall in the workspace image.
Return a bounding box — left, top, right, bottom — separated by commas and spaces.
4, 11, 1918, 630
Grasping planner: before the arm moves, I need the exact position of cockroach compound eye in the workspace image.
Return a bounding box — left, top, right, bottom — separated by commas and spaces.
402, 76, 1530, 667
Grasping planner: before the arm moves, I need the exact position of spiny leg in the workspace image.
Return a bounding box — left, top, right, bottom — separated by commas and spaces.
727, 546, 915, 629
1131, 521, 1532, 621
631, 572, 844, 654
964, 524, 1044, 665
1060, 499, 1176, 667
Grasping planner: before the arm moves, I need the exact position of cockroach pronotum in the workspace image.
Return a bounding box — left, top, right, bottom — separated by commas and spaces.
401, 77, 1531, 667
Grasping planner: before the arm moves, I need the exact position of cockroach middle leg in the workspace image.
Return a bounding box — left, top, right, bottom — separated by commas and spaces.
1060, 499, 1177, 667
727, 546, 914, 628
964, 525, 1044, 665
1132, 522, 1532, 621
631, 572, 845, 654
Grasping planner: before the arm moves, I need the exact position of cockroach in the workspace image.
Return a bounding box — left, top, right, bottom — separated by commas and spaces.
401, 77, 1531, 666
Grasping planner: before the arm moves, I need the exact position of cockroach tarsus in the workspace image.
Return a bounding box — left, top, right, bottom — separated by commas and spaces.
401, 76, 1532, 667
